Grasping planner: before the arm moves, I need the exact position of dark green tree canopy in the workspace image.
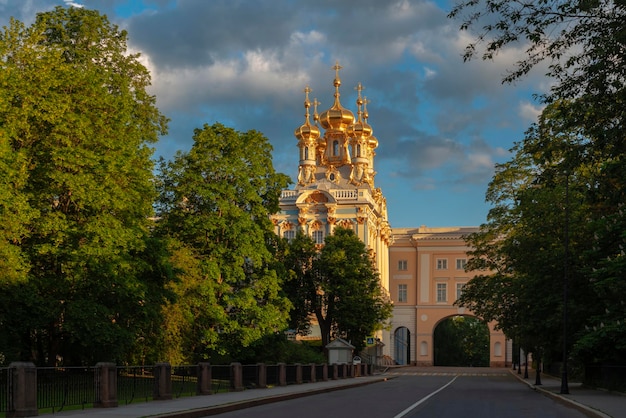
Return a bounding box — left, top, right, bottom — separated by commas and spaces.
283, 227, 393, 352
0, 6, 170, 365
155, 123, 292, 361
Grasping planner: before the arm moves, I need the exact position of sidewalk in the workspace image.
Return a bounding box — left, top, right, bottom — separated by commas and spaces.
50, 375, 390, 418
511, 370, 626, 418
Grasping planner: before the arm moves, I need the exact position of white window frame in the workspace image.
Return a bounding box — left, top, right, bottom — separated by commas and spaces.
456, 258, 467, 270
398, 284, 408, 303
456, 283, 465, 300
436, 283, 447, 303
283, 230, 295, 242
436, 258, 448, 270
312, 230, 324, 245
398, 260, 408, 271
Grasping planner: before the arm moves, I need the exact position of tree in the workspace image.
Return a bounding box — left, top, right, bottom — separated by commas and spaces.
155, 123, 292, 362
284, 227, 392, 352
434, 316, 490, 367
0, 6, 170, 365
457, 102, 598, 366
450, 0, 626, 366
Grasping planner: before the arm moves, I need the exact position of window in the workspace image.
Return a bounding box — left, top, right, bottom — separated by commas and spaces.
456, 258, 467, 270
312, 230, 324, 245
436, 258, 448, 270
456, 283, 465, 300
333, 140, 339, 156
397, 260, 408, 271
436, 283, 447, 303
398, 284, 407, 303
283, 230, 295, 242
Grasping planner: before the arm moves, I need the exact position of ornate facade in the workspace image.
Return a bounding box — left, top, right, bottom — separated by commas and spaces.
271, 63, 392, 354
273, 63, 510, 366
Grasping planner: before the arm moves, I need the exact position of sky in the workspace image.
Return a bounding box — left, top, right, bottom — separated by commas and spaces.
1, 0, 549, 228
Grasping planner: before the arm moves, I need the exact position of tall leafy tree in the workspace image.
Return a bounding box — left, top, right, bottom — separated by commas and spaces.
155, 123, 292, 362
0, 7, 170, 365
284, 228, 392, 352
449, 0, 626, 366
458, 103, 599, 365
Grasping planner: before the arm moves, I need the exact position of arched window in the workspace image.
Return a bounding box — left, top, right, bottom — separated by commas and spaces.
356, 144, 361, 157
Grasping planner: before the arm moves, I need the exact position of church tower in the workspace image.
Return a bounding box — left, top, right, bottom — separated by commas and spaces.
271, 63, 392, 355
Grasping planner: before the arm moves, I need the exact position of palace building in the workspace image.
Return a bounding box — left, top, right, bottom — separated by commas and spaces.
271, 64, 508, 367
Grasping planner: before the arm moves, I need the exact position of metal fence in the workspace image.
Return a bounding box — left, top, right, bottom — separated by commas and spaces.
117, 366, 155, 405
37, 367, 96, 413
172, 365, 198, 398
584, 364, 626, 392
266, 364, 279, 387
210, 365, 231, 394
0, 368, 7, 415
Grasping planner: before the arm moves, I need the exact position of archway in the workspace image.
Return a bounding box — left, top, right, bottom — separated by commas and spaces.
394, 327, 410, 365
433, 315, 489, 367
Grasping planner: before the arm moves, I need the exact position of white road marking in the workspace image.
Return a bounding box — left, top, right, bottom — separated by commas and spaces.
392, 375, 458, 418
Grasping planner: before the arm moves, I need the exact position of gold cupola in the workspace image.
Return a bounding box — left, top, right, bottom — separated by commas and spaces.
318, 62, 354, 131
294, 85, 320, 142
348, 83, 373, 140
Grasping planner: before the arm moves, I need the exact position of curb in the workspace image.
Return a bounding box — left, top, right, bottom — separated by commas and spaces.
149, 376, 392, 418
508, 370, 611, 418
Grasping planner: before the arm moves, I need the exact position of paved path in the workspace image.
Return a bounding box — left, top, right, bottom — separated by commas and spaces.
47, 368, 625, 418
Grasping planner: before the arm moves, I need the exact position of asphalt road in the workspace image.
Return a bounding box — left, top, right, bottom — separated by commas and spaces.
210, 370, 589, 418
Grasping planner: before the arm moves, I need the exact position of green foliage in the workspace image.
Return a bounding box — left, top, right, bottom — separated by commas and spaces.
155, 123, 292, 363
450, 0, 626, 367
283, 228, 393, 352
434, 316, 490, 367
0, 6, 170, 366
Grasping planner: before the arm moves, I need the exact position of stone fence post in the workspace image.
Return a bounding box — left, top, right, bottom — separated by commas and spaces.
197, 362, 213, 395
94, 362, 118, 408
257, 363, 267, 388
230, 363, 244, 392
153, 363, 172, 400
278, 363, 286, 386
7, 362, 37, 418
308, 363, 316, 383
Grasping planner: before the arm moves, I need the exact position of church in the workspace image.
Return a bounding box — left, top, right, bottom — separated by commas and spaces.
270, 64, 508, 367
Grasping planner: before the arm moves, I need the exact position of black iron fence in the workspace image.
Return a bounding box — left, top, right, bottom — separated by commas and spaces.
2, 361, 372, 417
117, 366, 155, 405
584, 364, 626, 392
37, 367, 96, 413
0, 368, 8, 415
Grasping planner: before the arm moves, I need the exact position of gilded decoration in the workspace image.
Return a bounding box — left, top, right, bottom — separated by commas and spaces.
297, 165, 315, 185
305, 191, 329, 204
325, 165, 340, 183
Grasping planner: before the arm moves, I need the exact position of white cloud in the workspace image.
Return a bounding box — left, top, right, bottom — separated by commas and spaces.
519, 101, 544, 123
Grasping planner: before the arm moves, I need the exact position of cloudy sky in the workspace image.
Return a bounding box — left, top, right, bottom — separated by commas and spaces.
1, 0, 547, 228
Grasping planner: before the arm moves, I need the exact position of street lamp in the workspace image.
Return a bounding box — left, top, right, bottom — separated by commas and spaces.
560, 172, 570, 395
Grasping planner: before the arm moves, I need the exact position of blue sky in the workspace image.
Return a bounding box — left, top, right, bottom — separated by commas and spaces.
1, 0, 548, 228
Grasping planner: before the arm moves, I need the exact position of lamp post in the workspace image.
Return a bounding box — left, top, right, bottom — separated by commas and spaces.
560, 172, 570, 394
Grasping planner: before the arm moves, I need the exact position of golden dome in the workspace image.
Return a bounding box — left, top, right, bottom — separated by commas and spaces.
348, 83, 373, 138
294, 86, 321, 141
318, 62, 354, 131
